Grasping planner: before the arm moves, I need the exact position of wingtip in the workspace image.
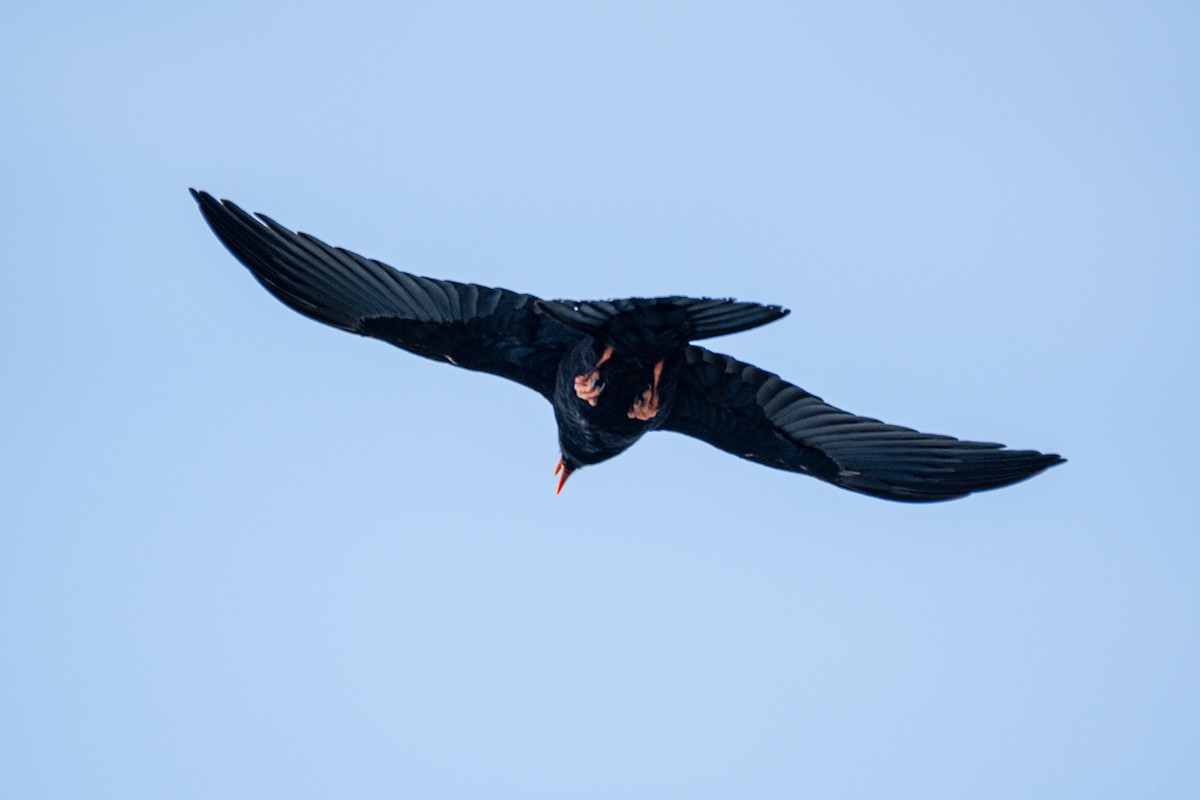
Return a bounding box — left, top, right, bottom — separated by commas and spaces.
190, 188, 220, 211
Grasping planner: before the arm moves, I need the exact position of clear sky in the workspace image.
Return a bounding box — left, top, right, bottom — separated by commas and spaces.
2, 1, 1198, 797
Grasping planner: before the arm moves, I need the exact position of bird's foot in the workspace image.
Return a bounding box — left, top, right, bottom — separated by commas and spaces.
627, 388, 659, 420
574, 372, 604, 406
627, 359, 664, 421
573, 346, 614, 407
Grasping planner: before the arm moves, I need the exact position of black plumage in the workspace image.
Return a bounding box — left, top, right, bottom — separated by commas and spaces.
192, 189, 1064, 502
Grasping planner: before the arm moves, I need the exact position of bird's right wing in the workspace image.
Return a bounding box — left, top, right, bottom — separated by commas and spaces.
193, 191, 581, 399
662, 345, 1064, 502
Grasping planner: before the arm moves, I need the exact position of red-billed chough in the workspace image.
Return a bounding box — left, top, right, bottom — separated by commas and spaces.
192, 190, 1064, 502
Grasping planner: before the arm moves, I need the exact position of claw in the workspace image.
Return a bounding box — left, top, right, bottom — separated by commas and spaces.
573, 373, 604, 406
573, 346, 614, 406
627, 389, 659, 420
627, 359, 665, 421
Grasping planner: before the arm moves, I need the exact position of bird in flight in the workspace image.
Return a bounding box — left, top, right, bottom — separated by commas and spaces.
192, 190, 1063, 502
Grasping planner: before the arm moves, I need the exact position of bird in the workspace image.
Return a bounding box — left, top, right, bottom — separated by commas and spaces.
192, 189, 1064, 502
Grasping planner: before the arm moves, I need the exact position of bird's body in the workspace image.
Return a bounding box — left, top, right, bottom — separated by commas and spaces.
192, 189, 1064, 501
545, 299, 746, 473
553, 337, 678, 468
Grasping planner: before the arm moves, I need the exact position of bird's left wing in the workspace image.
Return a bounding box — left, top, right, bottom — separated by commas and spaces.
662, 345, 1064, 502
193, 191, 580, 399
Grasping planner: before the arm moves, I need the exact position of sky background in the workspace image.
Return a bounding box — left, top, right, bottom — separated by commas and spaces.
2, 1, 1198, 797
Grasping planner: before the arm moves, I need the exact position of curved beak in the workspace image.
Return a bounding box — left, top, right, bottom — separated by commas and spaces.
554, 457, 574, 495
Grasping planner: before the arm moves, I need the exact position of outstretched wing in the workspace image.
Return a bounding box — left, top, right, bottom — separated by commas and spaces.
192, 190, 580, 399
662, 346, 1064, 502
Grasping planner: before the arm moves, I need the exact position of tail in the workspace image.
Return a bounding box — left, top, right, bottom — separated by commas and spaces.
537, 296, 788, 347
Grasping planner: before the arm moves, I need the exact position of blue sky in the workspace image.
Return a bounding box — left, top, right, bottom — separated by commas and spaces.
2, 1, 1197, 797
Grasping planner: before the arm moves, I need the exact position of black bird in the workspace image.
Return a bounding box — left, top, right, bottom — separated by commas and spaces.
192, 190, 1063, 502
